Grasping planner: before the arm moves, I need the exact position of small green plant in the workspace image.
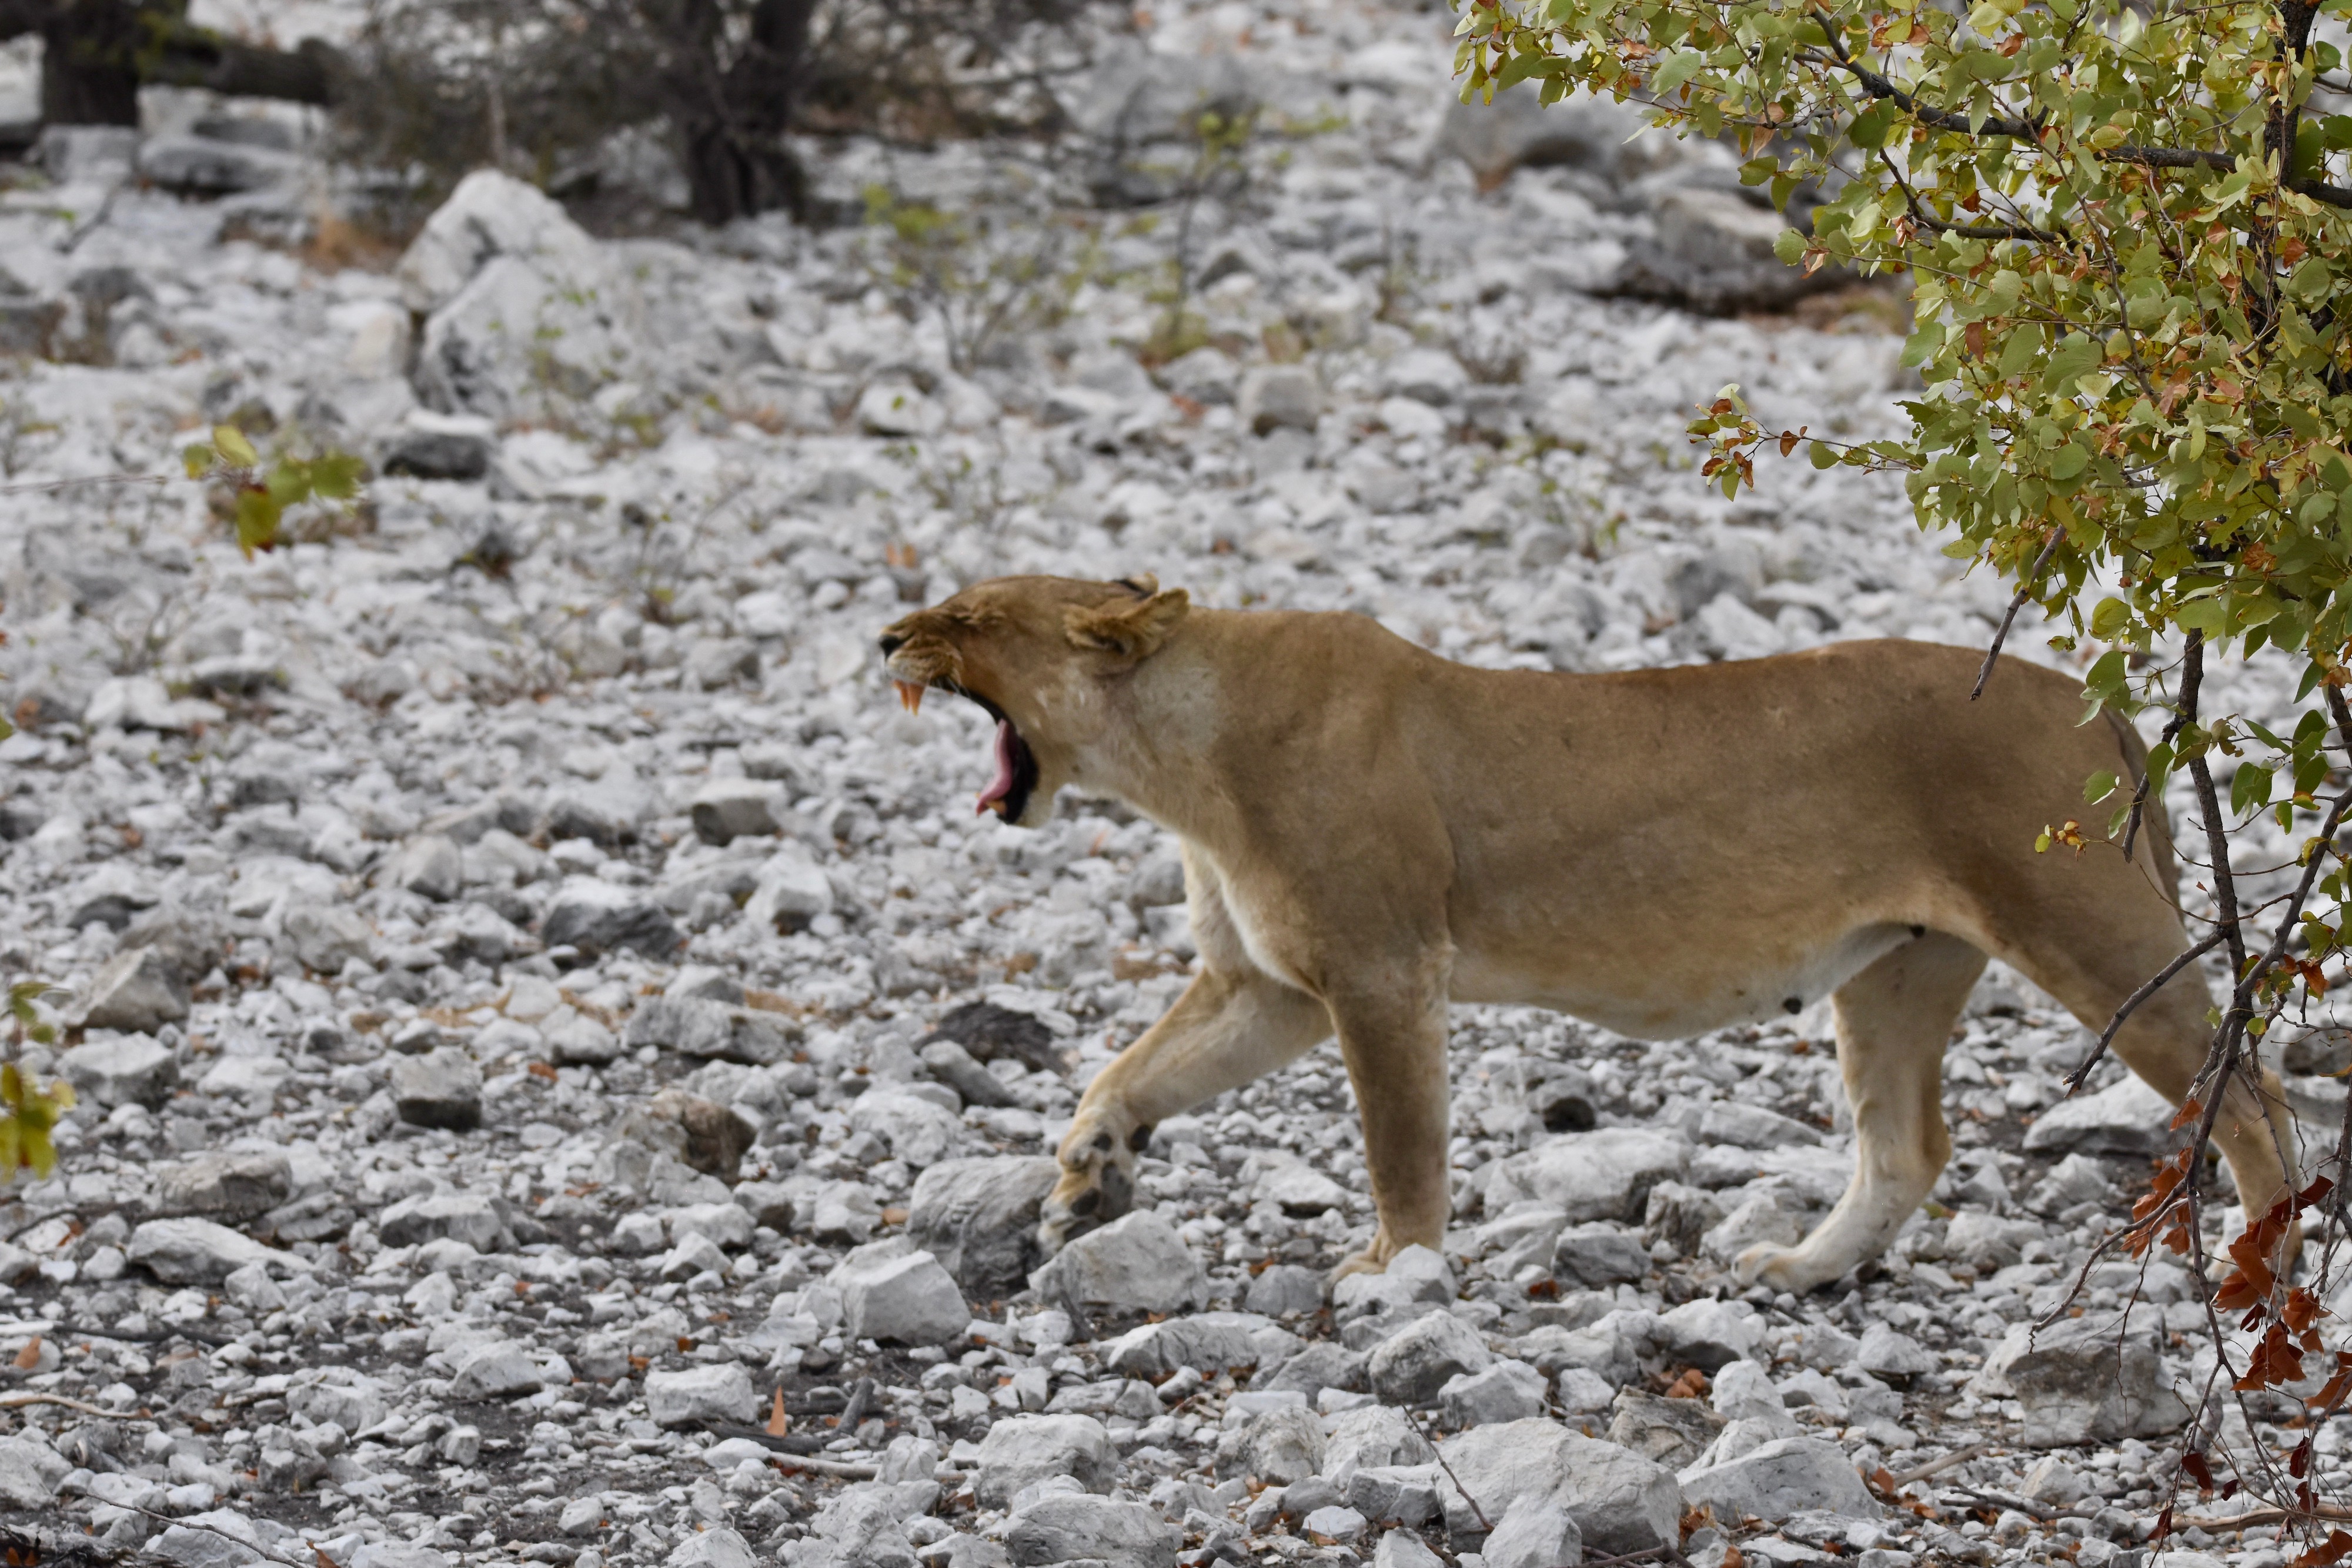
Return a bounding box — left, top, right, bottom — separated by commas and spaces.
1139, 108, 1261, 366
1, 983, 72, 1183
863, 183, 1097, 374
183, 426, 367, 560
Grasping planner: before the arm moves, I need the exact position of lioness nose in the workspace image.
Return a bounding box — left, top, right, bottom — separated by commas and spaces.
878, 631, 906, 656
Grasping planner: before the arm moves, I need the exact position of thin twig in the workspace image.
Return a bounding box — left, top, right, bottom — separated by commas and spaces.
1889, 1440, 1993, 1487
1949, 1484, 2066, 1521
2122, 702, 2190, 865
2180, 1503, 2352, 1529
0, 474, 173, 496
1973, 530, 2067, 700
120, 1504, 312, 1568
22, 1318, 235, 1348
774, 1455, 878, 1479
0, 1392, 143, 1418
1406, 1405, 1492, 1532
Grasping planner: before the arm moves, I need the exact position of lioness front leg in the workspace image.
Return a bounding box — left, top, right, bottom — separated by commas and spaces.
1041, 967, 1331, 1254
1326, 979, 1453, 1280
1740, 932, 1984, 1293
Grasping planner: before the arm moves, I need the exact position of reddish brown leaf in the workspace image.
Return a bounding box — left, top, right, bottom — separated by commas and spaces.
2291, 1527, 2352, 1568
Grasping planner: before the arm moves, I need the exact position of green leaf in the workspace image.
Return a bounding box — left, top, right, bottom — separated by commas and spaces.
2084, 770, 2119, 803
2040, 334, 2102, 392
212, 424, 258, 468
1652, 49, 1705, 94
266, 460, 312, 506
1849, 99, 1902, 149
2090, 597, 2130, 638
1997, 326, 2044, 379
1772, 229, 1806, 265
2232, 763, 2276, 817
2083, 649, 2130, 704
309, 452, 365, 500
234, 489, 282, 559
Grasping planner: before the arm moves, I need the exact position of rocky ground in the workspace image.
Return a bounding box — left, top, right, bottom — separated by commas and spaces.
0, 1, 2344, 1567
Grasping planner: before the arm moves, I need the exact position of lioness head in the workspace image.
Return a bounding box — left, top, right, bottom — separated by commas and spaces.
877, 574, 1190, 827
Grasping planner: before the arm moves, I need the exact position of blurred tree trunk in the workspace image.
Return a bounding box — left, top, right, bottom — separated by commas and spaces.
671, 0, 815, 225
0, 0, 339, 129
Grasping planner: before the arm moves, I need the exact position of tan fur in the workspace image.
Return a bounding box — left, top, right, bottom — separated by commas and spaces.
879, 576, 2294, 1290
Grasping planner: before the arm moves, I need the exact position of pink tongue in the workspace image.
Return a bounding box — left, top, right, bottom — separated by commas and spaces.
975, 720, 1016, 814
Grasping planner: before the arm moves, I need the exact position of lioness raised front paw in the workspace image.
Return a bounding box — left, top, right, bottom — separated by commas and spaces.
1035, 1122, 1148, 1256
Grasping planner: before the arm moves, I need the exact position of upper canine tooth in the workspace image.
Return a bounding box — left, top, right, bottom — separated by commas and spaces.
895, 680, 924, 714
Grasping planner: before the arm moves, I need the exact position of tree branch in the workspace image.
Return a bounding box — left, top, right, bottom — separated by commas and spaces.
1973, 528, 2067, 698
1802, 22, 2321, 202
142, 26, 342, 105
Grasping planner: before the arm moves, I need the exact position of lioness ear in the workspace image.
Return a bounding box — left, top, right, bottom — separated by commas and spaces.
1065, 589, 1189, 660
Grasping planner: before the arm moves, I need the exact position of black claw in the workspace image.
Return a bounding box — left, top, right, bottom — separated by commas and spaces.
1069, 1188, 1101, 1216
1091, 1131, 1114, 1152
1128, 1124, 1154, 1152
1783, 997, 1802, 1014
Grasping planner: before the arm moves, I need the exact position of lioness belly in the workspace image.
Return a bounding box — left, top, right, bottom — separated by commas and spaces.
1449, 922, 1920, 1039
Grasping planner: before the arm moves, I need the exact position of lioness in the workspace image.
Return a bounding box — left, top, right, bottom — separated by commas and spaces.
878, 574, 2293, 1290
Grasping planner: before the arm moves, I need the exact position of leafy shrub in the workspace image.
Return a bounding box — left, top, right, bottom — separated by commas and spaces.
333, 0, 1089, 229
182, 427, 367, 560
1459, 0, 2352, 1536
1, 984, 70, 1183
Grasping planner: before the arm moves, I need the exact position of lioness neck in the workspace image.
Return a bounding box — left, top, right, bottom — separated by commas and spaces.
1080, 606, 1458, 845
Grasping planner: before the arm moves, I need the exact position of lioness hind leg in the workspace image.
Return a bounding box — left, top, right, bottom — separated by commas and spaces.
1740, 932, 1985, 1293
2017, 935, 2296, 1253
1040, 967, 1331, 1256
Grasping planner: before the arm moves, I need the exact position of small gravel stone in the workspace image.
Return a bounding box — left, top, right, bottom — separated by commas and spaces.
834, 1242, 970, 1344
1246, 1262, 1326, 1317
1029, 1209, 1208, 1315
59, 1033, 179, 1108
1004, 1493, 1177, 1567
74, 946, 191, 1032
1369, 1310, 1492, 1405
971, 1415, 1118, 1509
1677, 1435, 1882, 1522
645, 1363, 760, 1427
0, 1435, 68, 1507
151, 1149, 291, 1220
1439, 1359, 1548, 1427
391, 1047, 484, 1130
126, 1218, 306, 1285
1483, 1495, 1585, 1568
449, 1339, 544, 1399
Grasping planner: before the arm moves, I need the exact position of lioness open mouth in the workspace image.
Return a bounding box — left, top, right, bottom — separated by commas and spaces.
897, 676, 1037, 821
